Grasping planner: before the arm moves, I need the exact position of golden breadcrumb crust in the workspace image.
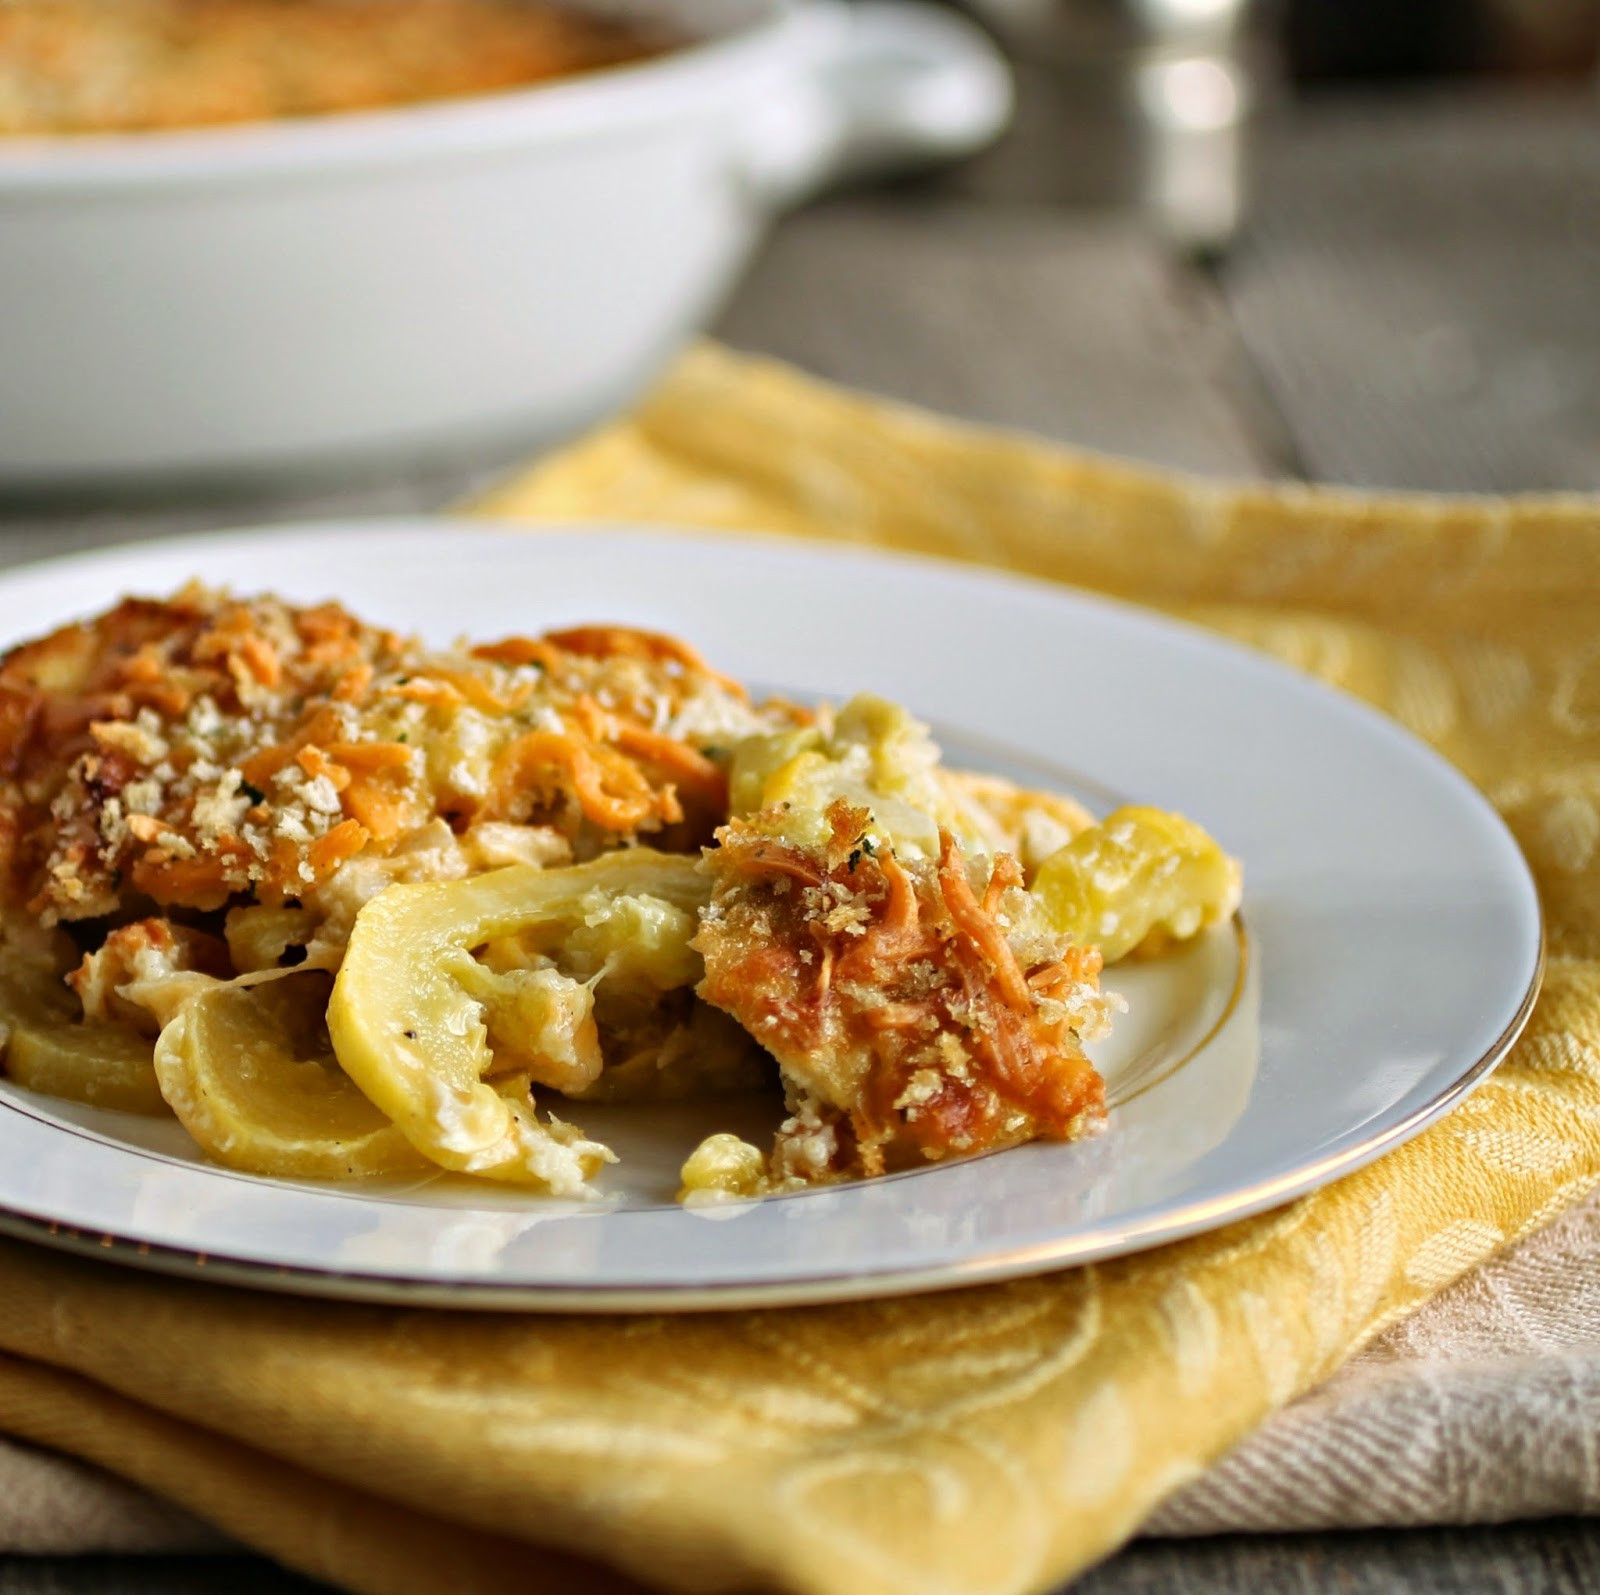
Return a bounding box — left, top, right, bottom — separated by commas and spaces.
0, 586, 773, 924
696, 800, 1110, 1180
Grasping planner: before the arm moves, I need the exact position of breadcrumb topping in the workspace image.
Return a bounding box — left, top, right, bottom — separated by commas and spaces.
0, 586, 791, 930
694, 798, 1112, 1181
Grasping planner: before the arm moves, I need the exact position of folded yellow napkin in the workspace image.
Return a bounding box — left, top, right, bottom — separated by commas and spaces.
2, 343, 1599, 1595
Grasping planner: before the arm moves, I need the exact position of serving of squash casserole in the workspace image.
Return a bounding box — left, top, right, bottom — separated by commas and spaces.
0, 586, 1240, 1201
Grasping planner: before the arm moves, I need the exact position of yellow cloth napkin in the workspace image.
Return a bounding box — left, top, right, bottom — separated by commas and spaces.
3, 343, 1600, 1595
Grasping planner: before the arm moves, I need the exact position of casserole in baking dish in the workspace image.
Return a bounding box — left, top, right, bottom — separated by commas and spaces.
0, 0, 1009, 488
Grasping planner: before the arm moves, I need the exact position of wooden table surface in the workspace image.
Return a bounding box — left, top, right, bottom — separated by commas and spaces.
2, 85, 1598, 1595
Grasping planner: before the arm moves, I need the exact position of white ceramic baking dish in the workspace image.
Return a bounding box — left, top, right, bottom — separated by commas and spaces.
0, 0, 1009, 490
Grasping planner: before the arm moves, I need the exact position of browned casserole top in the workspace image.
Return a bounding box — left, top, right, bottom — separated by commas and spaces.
0, 0, 670, 135
0, 585, 779, 923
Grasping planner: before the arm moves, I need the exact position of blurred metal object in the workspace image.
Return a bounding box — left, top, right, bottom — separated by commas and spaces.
960, 0, 1268, 252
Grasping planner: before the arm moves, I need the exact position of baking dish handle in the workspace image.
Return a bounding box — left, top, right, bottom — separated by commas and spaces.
737, 0, 1014, 208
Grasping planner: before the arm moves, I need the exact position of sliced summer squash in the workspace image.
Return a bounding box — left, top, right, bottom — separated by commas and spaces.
0, 919, 166, 1117
153, 972, 428, 1178
1030, 805, 1242, 964
0, 969, 167, 1116
327, 850, 708, 1193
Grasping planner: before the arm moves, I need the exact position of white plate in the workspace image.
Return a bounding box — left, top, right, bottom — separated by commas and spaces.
0, 523, 1541, 1310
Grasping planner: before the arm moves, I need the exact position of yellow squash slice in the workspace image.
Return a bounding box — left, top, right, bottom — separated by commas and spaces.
0, 917, 165, 1115
153, 972, 429, 1178
327, 850, 709, 1193
0, 967, 166, 1115
1031, 805, 1242, 963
